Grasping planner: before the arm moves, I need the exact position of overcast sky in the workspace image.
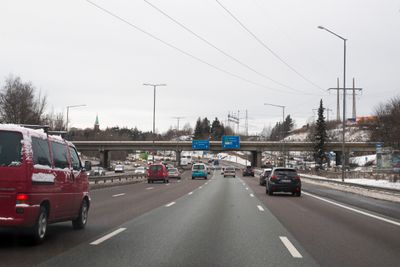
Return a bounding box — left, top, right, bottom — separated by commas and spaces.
1, 0, 399, 134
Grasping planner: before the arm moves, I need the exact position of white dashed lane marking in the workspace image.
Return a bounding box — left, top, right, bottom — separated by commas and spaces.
250, 194, 254, 197
165, 202, 176, 207
90, 228, 126, 245
112, 193, 125, 198
279, 236, 303, 258
146, 187, 154, 190
188, 191, 193, 195
257, 205, 265, 211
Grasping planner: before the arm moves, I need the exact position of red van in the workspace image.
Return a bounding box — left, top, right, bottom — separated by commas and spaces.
0, 125, 90, 243
147, 163, 169, 183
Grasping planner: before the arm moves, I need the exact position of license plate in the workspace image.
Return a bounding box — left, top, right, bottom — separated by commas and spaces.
281, 179, 291, 183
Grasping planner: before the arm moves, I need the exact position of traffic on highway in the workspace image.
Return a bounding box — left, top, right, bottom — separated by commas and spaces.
1, 0, 400, 266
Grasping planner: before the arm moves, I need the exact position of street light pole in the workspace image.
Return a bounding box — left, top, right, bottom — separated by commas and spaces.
264, 103, 286, 167
143, 83, 166, 163
318, 25, 347, 182
66, 104, 86, 132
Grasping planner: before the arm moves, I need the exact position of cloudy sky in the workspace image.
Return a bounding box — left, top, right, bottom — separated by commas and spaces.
1, 0, 399, 134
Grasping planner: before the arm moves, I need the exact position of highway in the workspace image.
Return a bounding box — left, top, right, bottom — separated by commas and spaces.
1, 169, 399, 266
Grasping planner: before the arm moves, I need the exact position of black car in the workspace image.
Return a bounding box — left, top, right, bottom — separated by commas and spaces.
259, 168, 272, 186
242, 166, 255, 177
266, 168, 301, 196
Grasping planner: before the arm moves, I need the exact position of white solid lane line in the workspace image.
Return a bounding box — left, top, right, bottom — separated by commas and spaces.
165, 202, 176, 207
250, 194, 254, 197
90, 228, 126, 245
279, 236, 303, 258
257, 205, 264, 211
303, 191, 400, 227
188, 191, 193, 195
112, 193, 125, 197
146, 187, 154, 190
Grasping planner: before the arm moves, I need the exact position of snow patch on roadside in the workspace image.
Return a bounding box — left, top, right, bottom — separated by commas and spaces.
302, 178, 400, 203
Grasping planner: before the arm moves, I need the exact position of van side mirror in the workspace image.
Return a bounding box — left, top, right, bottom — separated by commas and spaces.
84, 161, 92, 171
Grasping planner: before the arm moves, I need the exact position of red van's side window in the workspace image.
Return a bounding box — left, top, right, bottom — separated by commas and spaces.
0, 131, 22, 167
32, 137, 52, 167
69, 147, 81, 171
51, 142, 69, 169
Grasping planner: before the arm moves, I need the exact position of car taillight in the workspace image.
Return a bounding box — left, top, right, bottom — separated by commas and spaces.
16, 193, 29, 205
294, 175, 301, 181
270, 175, 277, 181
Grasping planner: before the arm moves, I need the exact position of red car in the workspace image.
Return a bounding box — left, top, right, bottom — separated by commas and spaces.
147, 163, 169, 183
0, 125, 90, 244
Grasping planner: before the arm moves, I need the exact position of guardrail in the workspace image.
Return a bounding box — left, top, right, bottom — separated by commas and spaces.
300, 174, 400, 194
89, 173, 147, 184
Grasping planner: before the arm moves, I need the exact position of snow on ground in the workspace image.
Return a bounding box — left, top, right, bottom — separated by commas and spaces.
217, 152, 248, 166
302, 174, 400, 190
350, 154, 376, 166
301, 175, 400, 203
283, 126, 371, 142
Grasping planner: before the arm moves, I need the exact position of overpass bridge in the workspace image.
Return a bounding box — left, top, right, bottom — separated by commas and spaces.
73, 140, 376, 168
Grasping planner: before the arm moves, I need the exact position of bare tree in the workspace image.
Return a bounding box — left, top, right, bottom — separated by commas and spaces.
0, 75, 47, 124
370, 96, 400, 149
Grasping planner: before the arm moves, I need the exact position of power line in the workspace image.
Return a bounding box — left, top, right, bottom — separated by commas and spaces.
144, 0, 314, 95
215, 0, 325, 92
85, 0, 307, 95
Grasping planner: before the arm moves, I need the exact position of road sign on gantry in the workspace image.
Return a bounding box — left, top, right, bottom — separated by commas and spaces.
192, 140, 210, 150
222, 135, 240, 149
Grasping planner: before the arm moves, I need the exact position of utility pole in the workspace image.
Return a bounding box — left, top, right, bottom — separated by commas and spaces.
228, 111, 239, 134
143, 83, 167, 163
172, 116, 185, 131
328, 78, 341, 121
351, 78, 362, 119
245, 109, 249, 136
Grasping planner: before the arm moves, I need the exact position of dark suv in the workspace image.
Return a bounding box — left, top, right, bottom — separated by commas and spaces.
266, 168, 301, 196
242, 166, 254, 177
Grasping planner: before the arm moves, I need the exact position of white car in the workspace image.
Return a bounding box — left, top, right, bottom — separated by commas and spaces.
114, 164, 125, 173
134, 166, 146, 174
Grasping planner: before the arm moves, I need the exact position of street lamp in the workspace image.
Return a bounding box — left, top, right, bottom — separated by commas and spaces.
318, 25, 347, 182
143, 83, 166, 163
264, 103, 286, 167
66, 104, 86, 131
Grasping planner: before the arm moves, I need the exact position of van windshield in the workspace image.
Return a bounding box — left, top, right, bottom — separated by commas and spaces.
193, 164, 205, 170
0, 131, 23, 167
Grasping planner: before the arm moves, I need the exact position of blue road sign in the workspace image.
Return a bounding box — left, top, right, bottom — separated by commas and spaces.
222, 135, 240, 149
192, 140, 210, 150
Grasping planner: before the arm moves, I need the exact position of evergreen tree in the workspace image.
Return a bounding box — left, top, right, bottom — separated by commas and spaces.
314, 99, 328, 169
211, 117, 225, 140
194, 117, 202, 139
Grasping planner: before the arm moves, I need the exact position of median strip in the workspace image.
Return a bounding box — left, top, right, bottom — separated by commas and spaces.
279, 236, 303, 258
112, 193, 125, 198
303, 191, 400, 227
165, 202, 176, 207
90, 228, 126, 245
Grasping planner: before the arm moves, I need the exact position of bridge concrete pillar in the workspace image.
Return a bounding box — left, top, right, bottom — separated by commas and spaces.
176, 150, 182, 167
250, 151, 262, 168
100, 150, 111, 169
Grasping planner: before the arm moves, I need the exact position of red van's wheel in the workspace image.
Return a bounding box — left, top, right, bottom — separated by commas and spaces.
31, 206, 48, 244
72, 199, 89, 230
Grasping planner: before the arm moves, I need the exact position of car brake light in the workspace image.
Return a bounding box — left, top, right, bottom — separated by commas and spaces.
16, 193, 29, 204
294, 175, 301, 181
270, 175, 277, 181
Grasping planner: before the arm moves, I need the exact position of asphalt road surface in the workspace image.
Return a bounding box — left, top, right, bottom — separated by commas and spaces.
1, 168, 399, 266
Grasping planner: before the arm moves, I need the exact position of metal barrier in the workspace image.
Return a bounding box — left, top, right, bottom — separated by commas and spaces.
89, 173, 147, 184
